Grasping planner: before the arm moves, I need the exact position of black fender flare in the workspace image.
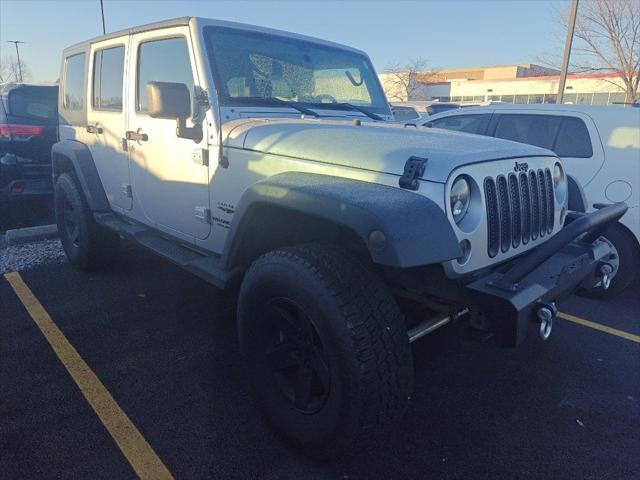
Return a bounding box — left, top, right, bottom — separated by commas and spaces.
51, 140, 109, 212
221, 172, 462, 270
567, 173, 588, 213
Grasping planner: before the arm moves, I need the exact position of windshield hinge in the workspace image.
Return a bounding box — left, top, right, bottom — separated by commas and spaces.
195, 87, 210, 110
399, 156, 428, 191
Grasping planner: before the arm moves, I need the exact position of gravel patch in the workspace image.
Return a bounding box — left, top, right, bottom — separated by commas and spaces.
0, 238, 66, 274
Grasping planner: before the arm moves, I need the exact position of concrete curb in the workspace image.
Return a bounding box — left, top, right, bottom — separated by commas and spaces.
5, 224, 58, 246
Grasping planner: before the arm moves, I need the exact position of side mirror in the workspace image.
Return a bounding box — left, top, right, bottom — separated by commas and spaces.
424, 122, 434, 128
147, 81, 202, 142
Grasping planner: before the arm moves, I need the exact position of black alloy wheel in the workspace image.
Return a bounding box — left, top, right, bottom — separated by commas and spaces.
263, 298, 330, 414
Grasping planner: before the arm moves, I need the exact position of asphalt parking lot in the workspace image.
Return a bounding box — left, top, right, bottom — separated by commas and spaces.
1, 241, 639, 480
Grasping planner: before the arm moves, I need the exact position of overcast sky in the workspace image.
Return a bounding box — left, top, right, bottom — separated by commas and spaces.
0, 0, 566, 83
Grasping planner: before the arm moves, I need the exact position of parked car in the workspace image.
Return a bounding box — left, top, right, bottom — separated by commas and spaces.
390, 100, 459, 122
421, 104, 640, 297
390, 104, 421, 122
53, 17, 624, 456
0, 83, 58, 210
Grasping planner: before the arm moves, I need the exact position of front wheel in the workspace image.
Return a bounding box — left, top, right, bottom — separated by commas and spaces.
581, 224, 639, 298
238, 244, 412, 457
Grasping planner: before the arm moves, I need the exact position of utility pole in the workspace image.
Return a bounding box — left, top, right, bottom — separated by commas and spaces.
99, 0, 106, 34
557, 0, 579, 104
6, 40, 25, 82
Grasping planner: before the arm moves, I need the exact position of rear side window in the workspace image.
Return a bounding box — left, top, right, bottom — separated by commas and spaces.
64, 53, 86, 111
494, 114, 592, 158
430, 114, 490, 134
7, 86, 58, 122
553, 117, 593, 158
93, 46, 125, 111
494, 114, 562, 149
137, 37, 193, 112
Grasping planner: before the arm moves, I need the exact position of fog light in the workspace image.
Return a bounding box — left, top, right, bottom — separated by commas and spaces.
456, 239, 471, 265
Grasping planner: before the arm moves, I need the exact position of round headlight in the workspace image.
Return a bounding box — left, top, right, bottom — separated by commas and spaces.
450, 176, 470, 223
553, 162, 567, 202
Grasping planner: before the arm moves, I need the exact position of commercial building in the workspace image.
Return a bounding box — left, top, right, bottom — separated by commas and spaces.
379, 64, 632, 105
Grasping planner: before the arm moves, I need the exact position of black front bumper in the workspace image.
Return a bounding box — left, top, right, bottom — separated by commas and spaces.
464, 203, 627, 346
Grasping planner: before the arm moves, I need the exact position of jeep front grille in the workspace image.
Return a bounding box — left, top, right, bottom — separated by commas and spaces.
484, 168, 555, 257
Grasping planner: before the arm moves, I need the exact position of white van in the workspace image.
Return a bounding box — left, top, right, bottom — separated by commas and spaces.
422, 104, 640, 296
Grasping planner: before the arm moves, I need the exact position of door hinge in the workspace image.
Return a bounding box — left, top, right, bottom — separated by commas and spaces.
121, 184, 132, 198
194, 206, 211, 224
192, 148, 209, 166
399, 156, 428, 191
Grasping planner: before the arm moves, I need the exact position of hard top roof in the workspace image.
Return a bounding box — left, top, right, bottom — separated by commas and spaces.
63, 16, 367, 57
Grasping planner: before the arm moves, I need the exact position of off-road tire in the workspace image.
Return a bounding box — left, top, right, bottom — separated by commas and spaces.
238, 243, 412, 457
54, 172, 118, 270
582, 223, 639, 298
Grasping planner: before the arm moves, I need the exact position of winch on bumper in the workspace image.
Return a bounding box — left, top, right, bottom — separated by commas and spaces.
464, 203, 627, 346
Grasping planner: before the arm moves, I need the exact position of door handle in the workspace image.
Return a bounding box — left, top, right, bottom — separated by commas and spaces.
86, 125, 103, 134
125, 130, 148, 142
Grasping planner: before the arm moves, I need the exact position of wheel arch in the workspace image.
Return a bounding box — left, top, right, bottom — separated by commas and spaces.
51, 140, 109, 212
221, 172, 462, 272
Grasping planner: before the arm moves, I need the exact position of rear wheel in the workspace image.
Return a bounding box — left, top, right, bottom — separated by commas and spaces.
54, 172, 118, 270
238, 244, 412, 457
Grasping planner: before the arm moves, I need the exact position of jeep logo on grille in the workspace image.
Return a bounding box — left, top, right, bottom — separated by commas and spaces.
514, 161, 529, 173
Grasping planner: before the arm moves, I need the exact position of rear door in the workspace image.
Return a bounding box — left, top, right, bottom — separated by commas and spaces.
127, 27, 210, 240
87, 38, 132, 210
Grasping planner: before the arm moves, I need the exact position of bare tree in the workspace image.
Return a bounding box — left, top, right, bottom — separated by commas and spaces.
0, 56, 30, 83
382, 58, 438, 101
541, 0, 640, 103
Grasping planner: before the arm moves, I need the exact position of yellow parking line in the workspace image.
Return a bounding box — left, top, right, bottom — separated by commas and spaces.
558, 311, 640, 344
4, 272, 174, 480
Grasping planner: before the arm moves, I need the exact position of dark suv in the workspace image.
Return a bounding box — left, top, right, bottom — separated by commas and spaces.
0, 83, 58, 208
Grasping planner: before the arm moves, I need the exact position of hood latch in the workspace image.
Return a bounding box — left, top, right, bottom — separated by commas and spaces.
399, 156, 428, 191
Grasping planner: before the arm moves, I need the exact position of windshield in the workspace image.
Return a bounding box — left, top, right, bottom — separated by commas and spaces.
204, 26, 390, 116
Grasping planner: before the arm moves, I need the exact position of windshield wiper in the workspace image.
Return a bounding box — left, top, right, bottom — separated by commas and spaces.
265, 97, 320, 117
332, 103, 384, 121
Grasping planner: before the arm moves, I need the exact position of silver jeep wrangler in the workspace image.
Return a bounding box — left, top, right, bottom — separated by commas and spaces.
53, 17, 625, 456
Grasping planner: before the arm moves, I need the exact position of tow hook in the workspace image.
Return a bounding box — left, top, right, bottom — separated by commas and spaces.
535, 302, 557, 341
599, 263, 613, 290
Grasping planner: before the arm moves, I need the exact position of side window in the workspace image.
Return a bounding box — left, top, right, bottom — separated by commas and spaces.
93, 46, 125, 110
137, 37, 193, 112
63, 53, 86, 111
494, 114, 562, 149
430, 114, 490, 135
553, 117, 593, 158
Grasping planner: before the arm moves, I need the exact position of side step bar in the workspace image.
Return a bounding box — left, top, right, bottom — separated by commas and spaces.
94, 213, 240, 289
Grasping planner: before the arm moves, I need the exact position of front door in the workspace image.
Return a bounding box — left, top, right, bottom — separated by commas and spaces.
87, 38, 132, 210
127, 28, 210, 240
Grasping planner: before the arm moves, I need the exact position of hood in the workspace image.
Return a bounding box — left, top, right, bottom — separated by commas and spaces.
221, 118, 555, 183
